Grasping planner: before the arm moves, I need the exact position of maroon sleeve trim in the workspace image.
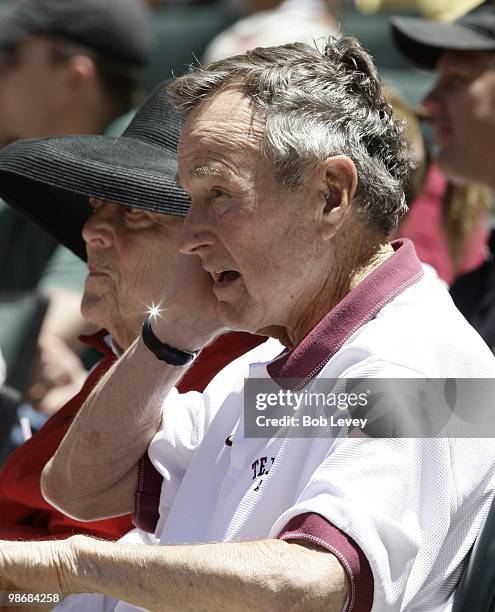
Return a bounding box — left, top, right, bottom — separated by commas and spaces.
132, 453, 163, 534
278, 512, 374, 612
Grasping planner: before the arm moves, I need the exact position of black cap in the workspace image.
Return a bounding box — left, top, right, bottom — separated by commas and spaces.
0, 0, 151, 67
391, 1, 495, 70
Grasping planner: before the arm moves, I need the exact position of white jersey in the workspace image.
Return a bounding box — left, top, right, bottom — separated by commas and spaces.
58, 241, 495, 612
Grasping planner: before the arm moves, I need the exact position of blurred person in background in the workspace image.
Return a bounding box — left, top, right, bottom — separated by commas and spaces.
0, 0, 151, 432
388, 91, 491, 286
203, 0, 339, 62
391, 0, 495, 348
0, 84, 264, 541
398, 163, 491, 285
356, 0, 482, 21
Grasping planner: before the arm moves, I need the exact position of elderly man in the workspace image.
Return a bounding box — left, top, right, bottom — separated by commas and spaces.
2, 35, 495, 612
391, 0, 495, 347
0, 84, 263, 541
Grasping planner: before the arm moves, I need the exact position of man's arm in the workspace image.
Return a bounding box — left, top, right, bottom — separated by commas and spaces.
42, 254, 228, 520
0, 536, 348, 612
41, 335, 188, 520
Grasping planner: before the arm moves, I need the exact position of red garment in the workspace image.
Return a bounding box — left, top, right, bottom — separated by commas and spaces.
397, 163, 489, 285
0, 330, 265, 540
0, 330, 127, 540
180, 331, 265, 393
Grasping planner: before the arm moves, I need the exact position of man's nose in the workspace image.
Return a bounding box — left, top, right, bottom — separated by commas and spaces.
179, 205, 215, 255
82, 201, 115, 248
422, 82, 443, 117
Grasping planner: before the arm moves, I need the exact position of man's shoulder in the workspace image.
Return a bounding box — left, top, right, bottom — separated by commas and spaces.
333, 267, 495, 378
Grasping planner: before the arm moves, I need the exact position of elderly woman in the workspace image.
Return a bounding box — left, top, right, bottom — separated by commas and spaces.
0, 84, 263, 541
2, 35, 495, 612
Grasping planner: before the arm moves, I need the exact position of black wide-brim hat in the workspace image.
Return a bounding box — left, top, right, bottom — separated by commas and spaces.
0, 82, 190, 261
391, 1, 495, 70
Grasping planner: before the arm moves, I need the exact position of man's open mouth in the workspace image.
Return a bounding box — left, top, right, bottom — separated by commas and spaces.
211, 270, 241, 284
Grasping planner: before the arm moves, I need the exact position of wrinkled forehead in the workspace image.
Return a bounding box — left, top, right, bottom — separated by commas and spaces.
178, 87, 266, 157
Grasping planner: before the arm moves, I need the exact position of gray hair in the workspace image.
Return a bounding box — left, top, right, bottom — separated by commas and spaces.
168, 35, 412, 235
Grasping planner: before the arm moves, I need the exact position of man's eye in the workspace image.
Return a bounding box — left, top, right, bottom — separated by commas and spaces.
211, 188, 225, 199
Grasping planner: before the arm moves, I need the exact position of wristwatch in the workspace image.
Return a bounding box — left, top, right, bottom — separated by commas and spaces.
141, 314, 199, 366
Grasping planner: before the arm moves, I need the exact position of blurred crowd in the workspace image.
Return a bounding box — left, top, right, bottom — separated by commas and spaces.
0, 0, 495, 610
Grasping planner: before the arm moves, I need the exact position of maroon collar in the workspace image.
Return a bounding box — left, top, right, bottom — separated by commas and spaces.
267, 239, 423, 385
78, 329, 113, 357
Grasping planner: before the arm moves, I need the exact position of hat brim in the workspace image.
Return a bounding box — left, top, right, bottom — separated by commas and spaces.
391, 16, 495, 70
0, 135, 190, 261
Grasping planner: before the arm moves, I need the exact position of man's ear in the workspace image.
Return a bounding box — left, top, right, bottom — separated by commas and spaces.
315, 155, 358, 241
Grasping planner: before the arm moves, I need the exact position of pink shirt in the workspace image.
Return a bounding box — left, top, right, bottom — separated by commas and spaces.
397, 163, 489, 285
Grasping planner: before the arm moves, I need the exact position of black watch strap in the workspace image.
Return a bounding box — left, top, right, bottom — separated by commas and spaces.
141, 315, 199, 366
